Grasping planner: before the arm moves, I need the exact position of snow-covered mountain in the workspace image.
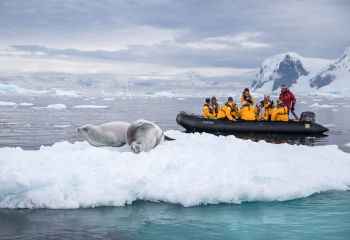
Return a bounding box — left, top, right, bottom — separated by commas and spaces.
252, 47, 350, 93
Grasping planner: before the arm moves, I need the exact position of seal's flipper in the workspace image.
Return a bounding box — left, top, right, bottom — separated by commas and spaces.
153, 132, 164, 148
111, 141, 125, 147
164, 135, 176, 141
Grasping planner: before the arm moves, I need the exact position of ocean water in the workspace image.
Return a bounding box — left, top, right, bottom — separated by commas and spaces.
1, 94, 350, 239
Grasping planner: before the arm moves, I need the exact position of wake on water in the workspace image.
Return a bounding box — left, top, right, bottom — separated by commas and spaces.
0, 131, 349, 209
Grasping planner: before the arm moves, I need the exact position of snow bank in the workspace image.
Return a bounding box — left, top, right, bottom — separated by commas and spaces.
0, 84, 81, 96
71, 105, 109, 109
0, 131, 349, 209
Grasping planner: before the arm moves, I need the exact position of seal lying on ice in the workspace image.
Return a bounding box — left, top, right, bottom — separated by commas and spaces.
77, 122, 130, 147
126, 119, 175, 153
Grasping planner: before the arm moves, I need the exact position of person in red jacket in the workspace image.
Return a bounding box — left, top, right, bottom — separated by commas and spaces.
279, 85, 296, 113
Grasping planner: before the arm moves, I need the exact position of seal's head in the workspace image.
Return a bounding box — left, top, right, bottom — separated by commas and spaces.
130, 141, 142, 153
77, 124, 93, 136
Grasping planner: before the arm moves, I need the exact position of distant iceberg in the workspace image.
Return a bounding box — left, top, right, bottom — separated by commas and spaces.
0, 84, 81, 96
0, 101, 33, 107
31, 104, 67, 109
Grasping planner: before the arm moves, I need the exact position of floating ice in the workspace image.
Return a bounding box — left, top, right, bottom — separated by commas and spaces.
0, 131, 349, 209
71, 105, 109, 109
345, 143, 350, 147
0, 101, 17, 106
18, 103, 34, 106
0, 84, 81, 96
310, 103, 336, 108
32, 104, 67, 109
0, 101, 33, 107
54, 125, 72, 128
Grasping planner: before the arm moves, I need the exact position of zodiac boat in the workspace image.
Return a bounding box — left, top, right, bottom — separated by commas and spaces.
176, 111, 329, 134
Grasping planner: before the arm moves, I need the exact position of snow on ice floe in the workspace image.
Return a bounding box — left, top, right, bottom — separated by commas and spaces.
0, 131, 349, 209
71, 105, 109, 109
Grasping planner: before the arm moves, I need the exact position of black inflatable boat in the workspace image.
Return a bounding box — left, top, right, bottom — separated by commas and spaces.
176, 111, 329, 134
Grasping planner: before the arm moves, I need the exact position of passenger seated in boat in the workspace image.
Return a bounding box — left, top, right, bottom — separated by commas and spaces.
271, 99, 288, 121
203, 98, 216, 118
217, 97, 237, 121
254, 101, 266, 121
239, 101, 256, 121
211, 96, 220, 117
241, 88, 254, 106
263, 94, 276, 121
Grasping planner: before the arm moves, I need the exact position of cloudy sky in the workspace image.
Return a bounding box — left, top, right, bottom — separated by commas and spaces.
0, 0, 349, 84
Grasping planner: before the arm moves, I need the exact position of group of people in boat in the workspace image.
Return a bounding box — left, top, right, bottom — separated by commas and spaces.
203, 85, 296, 122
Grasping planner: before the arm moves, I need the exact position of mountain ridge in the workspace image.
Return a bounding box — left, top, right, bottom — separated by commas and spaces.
252, 47, 350, 93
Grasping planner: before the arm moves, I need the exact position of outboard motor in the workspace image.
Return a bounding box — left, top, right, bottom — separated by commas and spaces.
300, 111, 316, 123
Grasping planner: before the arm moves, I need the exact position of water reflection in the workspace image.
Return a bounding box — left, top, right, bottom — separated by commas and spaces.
187, 130, 329, 147
236, 133, 329, 146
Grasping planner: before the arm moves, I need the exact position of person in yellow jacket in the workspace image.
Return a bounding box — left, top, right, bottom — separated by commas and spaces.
203, 98, 215, 118
239, 101, 256, 121
211, 96, 220, 117
217, 97, 237, 121
271, 99, 289, 121
253, 101, 266, 120
263, 94, 276, 121
241, 88, 254, 106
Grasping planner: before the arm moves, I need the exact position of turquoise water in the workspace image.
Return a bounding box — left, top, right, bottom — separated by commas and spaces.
1, 191, 350, 239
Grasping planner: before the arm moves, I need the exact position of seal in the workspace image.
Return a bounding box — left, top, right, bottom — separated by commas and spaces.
77, 122, 130, 147
126, 119, 175, 153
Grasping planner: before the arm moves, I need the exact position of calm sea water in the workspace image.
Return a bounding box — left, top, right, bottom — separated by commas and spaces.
1, 94, 350, 239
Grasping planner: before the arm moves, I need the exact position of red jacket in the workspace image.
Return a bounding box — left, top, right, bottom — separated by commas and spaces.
279, 89, 296, 111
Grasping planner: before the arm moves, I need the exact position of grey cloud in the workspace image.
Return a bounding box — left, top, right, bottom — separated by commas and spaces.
1, 0, 350, 69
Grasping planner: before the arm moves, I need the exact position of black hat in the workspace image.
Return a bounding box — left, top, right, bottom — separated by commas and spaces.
228, 97, 233, 101
244, 88, 249, 92
260, 101, 264, 105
